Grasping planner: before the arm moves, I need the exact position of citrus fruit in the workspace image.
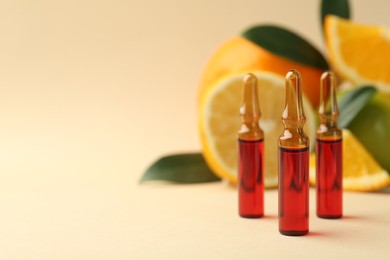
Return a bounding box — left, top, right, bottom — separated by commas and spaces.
309, 129, 390, 191
325, 15, 390, 92
199, 37, 324, 107
199, 71, 316, 187
347, 93, 390, 172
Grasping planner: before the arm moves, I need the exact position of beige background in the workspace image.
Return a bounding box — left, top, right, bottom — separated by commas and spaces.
0, 0, 389, 259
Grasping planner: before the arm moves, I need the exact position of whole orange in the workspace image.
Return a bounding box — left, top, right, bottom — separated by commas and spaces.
199, 37, 323, 108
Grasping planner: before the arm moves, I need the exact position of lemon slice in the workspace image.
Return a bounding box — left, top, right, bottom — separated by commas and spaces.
199, 71, 316, 188
325, 15, 390, 92
309, 129, 390, 191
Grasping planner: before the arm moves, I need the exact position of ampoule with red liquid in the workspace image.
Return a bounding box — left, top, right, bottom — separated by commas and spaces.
316, 71, 343, 219
278, 70, 309, 236
238, 73, 264, 218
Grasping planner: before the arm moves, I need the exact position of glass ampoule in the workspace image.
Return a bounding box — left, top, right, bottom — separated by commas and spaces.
316, 71, 343, 219
278, 70, 309, 236
238, 73, 264, 218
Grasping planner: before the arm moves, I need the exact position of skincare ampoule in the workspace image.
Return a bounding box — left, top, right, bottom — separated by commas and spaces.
238, 73, 264, 218
316, 71, 343, 219
278, 70, 309, 236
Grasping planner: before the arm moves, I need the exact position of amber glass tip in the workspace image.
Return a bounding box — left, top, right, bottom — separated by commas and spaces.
321, 70, 336, 81
319, 70, 338, 115
243, 73, 257, 84
282, 69, 305, 120
286, 69, 301, 81
241, 73, 260, 111
238, 73, 263, 140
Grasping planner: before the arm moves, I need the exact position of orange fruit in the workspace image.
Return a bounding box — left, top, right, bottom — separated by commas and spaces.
325, 15, 390, 92
199, 37, 324, 107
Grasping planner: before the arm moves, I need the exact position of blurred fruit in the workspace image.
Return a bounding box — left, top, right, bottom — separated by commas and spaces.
325, 15, 390, 92
199, 37, 324, 107
347, 93, 390, 173
309, 129, 390, 191
199, 71, 316, 187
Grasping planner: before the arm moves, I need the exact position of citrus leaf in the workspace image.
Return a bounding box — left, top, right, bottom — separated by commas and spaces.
242, 25, 329, 70
338, 86, 377, 128
140, 153, 221, 184
321, 0, 350, 28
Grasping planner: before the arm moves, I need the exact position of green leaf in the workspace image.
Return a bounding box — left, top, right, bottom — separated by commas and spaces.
242, 25, 329, 70
338, 86, 377, 128
140, 153, 221, 184
321, 0, 350, 28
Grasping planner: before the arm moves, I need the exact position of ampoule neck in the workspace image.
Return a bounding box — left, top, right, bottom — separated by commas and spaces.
279, 70, 309, 148
319, 116, 339, 128
282, 118, 306, 130
318, 71, 339, 129
238, 73, 264, 141
281, 70, 306, 133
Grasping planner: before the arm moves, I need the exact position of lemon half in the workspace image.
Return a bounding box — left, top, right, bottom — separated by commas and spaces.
199, 71, 316, 187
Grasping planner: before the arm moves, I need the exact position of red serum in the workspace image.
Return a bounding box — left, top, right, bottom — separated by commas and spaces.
238, 74, 264, 218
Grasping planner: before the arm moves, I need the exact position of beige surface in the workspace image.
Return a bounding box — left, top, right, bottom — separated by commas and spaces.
2, 180, 390, 259
0, 0, 390, 259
